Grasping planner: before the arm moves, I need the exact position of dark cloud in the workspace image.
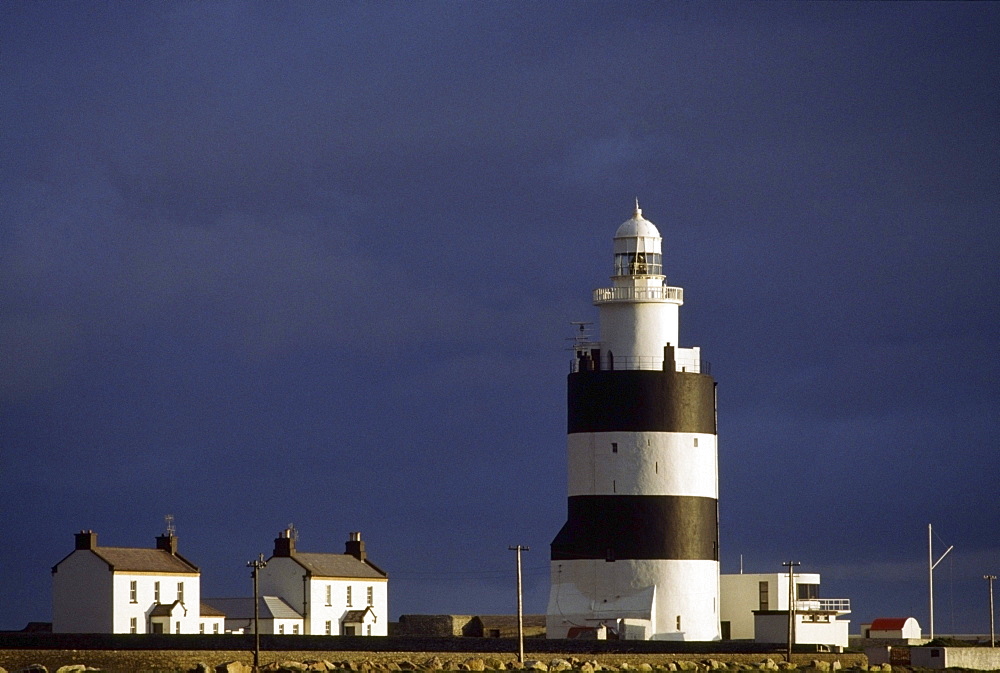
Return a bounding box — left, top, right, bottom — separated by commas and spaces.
2, 1, 998, 632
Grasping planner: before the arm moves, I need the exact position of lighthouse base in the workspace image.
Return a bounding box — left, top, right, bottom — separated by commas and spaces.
546, 558, 720, 641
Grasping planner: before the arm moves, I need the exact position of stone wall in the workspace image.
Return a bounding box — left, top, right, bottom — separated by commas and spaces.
393, 616, 476, 637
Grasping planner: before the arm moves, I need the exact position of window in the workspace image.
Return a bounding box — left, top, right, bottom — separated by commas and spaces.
200, 623, 205, 634
154, 581, 160, 603
693, 438, 699, 447
325, 621, 332, 635
367, 624, 372, 636
293, 624, 299, 634
175, 621, 180, 634
676, 615, 681, 631
367, 586, 373, 606
177, 581, 184, 604
615, 251, 662, 276
130, 617, 137, 634
346, 586, 352, 606
326, 584, 332, 606
213, 623, 219, 634
279, 624, 285, 634
758, 581, 769, 611
797, 583, 820, 600
611, 442, 618, 453
130, 581, 137, 603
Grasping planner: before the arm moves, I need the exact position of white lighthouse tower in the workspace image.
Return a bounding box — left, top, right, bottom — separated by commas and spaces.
547, 202, 720, 641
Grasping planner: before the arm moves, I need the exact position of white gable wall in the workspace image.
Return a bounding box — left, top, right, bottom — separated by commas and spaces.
259, 557, 306, 614
53, 551, 113, 633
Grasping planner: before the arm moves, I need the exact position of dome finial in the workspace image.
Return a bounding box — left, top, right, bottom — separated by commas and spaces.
634, 197, 642, 218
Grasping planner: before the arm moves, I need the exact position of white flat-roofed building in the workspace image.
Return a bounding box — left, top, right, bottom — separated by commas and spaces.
720, 572, 850, 650
259, 529, 388, 636
52, 530, 202, 634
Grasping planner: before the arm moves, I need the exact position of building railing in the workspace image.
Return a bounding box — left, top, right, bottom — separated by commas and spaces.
593, 286, 683, 304
795, 598, 851, 612
570, 355, 710, 375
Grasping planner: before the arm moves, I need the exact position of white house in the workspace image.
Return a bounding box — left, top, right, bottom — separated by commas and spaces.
258, 530, 388, 636
720, 572, 851, 650
197, 602, 226, 634
52, 530, 203, 634
201, 596, 303, 635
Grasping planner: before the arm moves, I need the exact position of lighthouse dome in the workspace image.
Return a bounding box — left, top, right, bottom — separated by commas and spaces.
615, 206, 660, 239
612, 203, 663, 277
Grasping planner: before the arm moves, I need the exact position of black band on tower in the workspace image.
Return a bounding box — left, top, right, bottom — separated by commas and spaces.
568, 370, 716, 434
551, 494, 719, 561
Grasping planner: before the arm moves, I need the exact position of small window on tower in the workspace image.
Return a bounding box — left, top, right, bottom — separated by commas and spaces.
611, 443, 618, 453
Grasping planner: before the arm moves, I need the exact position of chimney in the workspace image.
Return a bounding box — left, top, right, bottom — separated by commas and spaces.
273, 528, 295, 557
75, 530, 97, 550
345, 531, 366, 561
155, 534, 178, 554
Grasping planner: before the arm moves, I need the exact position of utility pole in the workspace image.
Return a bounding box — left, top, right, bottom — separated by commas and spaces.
985, 575, 997, 648
247, 553, 268, 673
509, 545, 529, 664
928, 524, 954, 640
782, 561, 800, 663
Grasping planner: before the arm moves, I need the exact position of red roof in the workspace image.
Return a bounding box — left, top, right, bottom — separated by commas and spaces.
870, 617, 910, 631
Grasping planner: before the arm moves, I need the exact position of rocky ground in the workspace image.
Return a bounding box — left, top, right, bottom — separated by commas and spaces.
0, 651, 874, 673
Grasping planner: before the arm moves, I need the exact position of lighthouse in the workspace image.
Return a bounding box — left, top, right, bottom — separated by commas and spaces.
547, 203, 720, 641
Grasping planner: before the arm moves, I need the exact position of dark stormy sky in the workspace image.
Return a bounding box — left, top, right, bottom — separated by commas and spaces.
2, 2, 998, 635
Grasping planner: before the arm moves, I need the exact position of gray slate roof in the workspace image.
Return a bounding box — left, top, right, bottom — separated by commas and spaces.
201, 596, 302, 620
342, 606, 376, 622
290, 552, 386, 579
199, 602, 226, 617
149, 601, 184, 617
90, 547, 198, 574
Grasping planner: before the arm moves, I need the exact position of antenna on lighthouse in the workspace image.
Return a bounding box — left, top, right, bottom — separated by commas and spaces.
567, 322, 594, 353
164, 514, 175, 537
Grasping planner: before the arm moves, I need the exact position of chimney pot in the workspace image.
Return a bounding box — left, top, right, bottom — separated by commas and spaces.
155, 534, 178, 554
274, 531, 294, 557
75, 530, 97, 550
345, 532, 366, 561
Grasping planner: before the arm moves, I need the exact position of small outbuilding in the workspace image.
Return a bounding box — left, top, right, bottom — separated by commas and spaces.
863, 617, 922, 640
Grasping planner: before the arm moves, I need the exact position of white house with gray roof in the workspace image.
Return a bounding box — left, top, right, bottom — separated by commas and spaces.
258, 530, 388, 636
52, 530, 207, 634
